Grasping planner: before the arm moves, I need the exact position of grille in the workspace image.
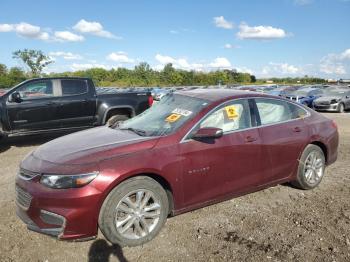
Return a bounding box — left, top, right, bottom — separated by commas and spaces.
15, 186, 32, 210
18, 169, 40, 180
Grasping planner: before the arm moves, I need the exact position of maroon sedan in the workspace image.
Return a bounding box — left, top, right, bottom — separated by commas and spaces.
16, 89, 338, 246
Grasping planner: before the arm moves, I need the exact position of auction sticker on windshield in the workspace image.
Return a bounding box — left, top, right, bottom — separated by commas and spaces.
166, 113, 182, 123
172, 108, 193, 117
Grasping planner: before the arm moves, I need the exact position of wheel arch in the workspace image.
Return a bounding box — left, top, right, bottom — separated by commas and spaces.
100, 172, 175, 216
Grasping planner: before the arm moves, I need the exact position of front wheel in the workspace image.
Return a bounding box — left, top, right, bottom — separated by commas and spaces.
292, 144, 326, 190
99, 176, 169, 247
338, 103, 345, 113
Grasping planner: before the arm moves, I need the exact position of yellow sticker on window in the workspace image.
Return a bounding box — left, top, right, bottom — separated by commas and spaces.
165, 113, 181, 123
225, 105, 239, 120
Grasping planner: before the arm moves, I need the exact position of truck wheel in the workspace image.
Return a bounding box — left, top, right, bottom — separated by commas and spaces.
292, 144, 325, 190
98, 176, 169, 247
106, 114, 129, 126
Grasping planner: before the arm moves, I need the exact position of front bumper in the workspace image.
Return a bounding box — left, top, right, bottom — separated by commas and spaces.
15, 173, 102, 241
313, 103, 339, 112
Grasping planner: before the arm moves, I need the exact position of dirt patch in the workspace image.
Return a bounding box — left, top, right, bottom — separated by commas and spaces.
0, 113, 349, 262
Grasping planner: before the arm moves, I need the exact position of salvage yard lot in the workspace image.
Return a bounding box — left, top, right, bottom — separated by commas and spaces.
0, 113, 349, 262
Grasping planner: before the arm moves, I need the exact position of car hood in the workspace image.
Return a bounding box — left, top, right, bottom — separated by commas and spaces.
314, 96, 341, 102
31, 126, 159, 165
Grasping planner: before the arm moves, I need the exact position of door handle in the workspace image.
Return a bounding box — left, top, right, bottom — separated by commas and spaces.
45, 102, 55, 106
293, 127, 302, 133
245, 136, 257, 143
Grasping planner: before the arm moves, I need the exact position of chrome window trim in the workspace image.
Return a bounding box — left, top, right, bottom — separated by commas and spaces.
180, 96, 310, 143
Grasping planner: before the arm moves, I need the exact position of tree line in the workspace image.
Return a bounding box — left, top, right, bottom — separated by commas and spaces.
0, 49, 326, 89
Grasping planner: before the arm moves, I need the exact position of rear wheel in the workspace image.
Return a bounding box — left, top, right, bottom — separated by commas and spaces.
292, 144, 325, 190
106, 114, 129, 127
99, 176, 169, 247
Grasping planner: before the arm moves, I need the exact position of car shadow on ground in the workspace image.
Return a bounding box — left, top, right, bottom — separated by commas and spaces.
88, 239, 128, 262
0, 134, 65, 154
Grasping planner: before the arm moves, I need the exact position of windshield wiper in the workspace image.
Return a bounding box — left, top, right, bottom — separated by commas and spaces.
120, 127, 147, 136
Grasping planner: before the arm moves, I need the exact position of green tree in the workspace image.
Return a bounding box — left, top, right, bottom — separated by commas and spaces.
12, 49, 53, 76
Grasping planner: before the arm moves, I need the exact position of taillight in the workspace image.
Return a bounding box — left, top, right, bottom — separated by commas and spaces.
148, 95, 154, 107
331, 120, 338, 129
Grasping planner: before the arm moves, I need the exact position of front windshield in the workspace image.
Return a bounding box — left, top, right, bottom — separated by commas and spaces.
117, 93, 210, 136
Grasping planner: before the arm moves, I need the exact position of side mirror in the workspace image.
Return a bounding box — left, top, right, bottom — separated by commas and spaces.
10, 92, 22, 103
192, 127, 223, 139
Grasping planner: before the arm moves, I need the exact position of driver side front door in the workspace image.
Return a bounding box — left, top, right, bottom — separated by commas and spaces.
179, 99, 263, 208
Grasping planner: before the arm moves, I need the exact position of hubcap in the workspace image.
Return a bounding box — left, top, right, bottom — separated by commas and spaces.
115, 190, 161, 240
304, 151, 324, 185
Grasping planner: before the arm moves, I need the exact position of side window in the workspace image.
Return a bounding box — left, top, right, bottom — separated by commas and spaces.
61, 80, 87, 96
288, 103, 308, 119
17, 80, 54, 100
199, 100, 251, 132
256, 98, 307, 125
256, 99, 292, 125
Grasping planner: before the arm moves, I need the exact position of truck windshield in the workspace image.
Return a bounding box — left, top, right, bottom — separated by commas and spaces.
117, 93, 209, 136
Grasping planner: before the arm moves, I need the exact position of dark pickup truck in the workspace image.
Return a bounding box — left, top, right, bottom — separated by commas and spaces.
0, 77, 153, 138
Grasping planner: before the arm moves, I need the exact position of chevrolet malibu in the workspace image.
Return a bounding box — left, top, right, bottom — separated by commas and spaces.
16, 89, 338, 247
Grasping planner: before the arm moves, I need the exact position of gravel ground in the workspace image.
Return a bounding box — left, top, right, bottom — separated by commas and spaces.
0, 113, 349, 262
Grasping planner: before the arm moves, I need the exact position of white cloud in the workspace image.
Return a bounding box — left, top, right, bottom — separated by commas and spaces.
49, 51, 83, 60
320, 63, 346, 75
73, 19, 120, 39
0, 22, 49, 40
155, 54, 233, 71
0, 23, 14, 32
224, 43, 240, 49
155, 54, 176, 64
209, 57, 232, 68
106, 52, 135, 63
261, 62, 300, 76
319, 48, 350, 75
237, 23, 288, 40
213, 16, 234, 29
339, 49, 350, 60
70, 63, 110, 71
236, 67, 253, 75
170, 30, 179, 34
154, 54, 205, 71
54, 31, 84, 42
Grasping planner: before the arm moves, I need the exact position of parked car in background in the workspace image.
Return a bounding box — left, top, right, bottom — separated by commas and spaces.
267, 86, 300, 97
313, 89, 350, 112
0, 77, 153, 139
16, 89, 338, 247
283, 87, 324, 107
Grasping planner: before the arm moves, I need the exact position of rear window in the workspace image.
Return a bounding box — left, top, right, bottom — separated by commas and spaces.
61, 80, 87, 96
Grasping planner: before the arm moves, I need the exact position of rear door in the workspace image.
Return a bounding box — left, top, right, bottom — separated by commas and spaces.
6, 79, 62, 132
254, 98, 309, 183
180, 99, 263, 207
57, 79, 96, 128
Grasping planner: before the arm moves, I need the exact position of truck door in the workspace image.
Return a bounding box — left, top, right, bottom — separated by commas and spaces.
6, 79, 62, 132
57, 79, 96, 128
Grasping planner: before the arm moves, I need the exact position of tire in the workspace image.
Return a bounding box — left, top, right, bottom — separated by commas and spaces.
292, 144, 326, 190
98, 176, 169, 247
106, 114, 129, 127
338, 103, 345, 113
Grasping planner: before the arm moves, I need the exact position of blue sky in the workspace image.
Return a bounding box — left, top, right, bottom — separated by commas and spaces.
0, 0, 349, 78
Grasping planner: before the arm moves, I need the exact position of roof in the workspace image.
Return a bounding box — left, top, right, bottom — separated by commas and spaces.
177, 88, 264, 101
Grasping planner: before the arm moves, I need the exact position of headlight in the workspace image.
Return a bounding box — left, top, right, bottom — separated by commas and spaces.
40, 172, 98, 189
